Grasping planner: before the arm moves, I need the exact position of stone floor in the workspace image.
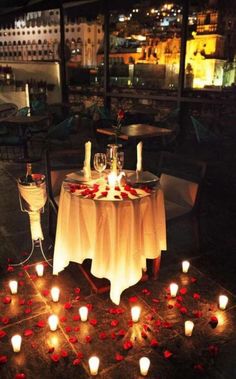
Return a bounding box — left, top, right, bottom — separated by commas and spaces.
0, 138, 236, 379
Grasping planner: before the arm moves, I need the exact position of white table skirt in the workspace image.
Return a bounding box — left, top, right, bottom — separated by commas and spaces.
53, 185, 166, 304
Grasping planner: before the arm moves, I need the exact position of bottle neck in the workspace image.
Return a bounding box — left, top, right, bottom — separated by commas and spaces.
26, 163, 33, 183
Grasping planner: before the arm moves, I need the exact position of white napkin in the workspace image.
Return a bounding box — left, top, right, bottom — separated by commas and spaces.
136, 141, 143, 172
83, 141, 91, 179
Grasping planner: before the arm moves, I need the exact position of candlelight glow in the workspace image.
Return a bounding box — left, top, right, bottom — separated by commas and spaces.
35, 264, 44, 277
219, 295, 228, 310
51, 287, 60, 302
185, 320, 194, 336
139, 357, 150, 376
79, 306, 88, 322
48, 315, 59, 331
9, 280, 18, 294
182, 260, 190, 273
131, 306, 141, 322
88, 356, 100, 376
11, 335, 22, 353
170, 283, 178, 297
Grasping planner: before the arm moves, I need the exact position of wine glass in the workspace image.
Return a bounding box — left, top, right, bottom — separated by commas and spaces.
93, 153, 107, 177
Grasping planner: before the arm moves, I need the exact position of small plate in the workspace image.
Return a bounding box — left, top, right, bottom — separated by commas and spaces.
126, 171, 159, 187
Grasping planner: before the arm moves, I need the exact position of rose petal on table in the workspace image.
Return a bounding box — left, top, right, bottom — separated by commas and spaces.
36, 320, 46, 328
123, 340, 133, 350
0, 355, 8, 364
150, 338, 159, 347
24, 329, 34, 337
110, 319, 119, 327
74, 287, 81, 294
64, 302, 72, 310
15, 374, 26, 379
115, 353, 124, 361
69, 336, 78, 344
129, 296, 138, 303
2, 296, 11, 304
89, 319, 98, 326
60, 350, 68, 358
73, 358, 81, 366
99, 332, 107, 340
73, 315, 80, 321
85, 335, 92, 343
179, 287, 187, 295
1, 317, 10, 325
51, 354, 60, 362
163, 350, 173, 359
193, 293, 201, 300
0, 330, 7, 339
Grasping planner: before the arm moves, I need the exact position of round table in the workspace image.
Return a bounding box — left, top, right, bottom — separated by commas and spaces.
53, 175, 167, 304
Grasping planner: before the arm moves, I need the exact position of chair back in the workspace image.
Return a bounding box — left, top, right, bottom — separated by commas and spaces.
158, 151, 206, 214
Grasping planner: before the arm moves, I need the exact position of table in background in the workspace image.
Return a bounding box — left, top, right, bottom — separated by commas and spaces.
53, 173, 167, 304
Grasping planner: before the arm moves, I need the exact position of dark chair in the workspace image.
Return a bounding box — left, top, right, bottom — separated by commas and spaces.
157, 151, 206, 252
190, 116, 221, 144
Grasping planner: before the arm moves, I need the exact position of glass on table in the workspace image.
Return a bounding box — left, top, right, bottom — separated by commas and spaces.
93, 153, 107, 177
117, 151, 124, 171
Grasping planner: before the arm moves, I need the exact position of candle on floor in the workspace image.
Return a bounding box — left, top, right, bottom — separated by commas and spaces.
131, 306, 141, 322
182, 260, 190, 273
219, 295, 228, 310
170, 283, 178, 297
184, 320, 194, 336
79, 306, 88, 322
48, 315, 58, 331
11, 335, 22, 353
9, 280, 18, 294
51, 287, 60, 302
35, 264, 44, 277
139, 357, 150, 376
88, 356, 100, 376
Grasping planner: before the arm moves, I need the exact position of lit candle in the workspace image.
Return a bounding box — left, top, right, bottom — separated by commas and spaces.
139, 357, 150, 376
182, 260, 190, 273
9, 280, 18, 294
184, 320, 194, 336
170, 283, 178, 297
88, 356, 100, 376
219, 295, 228, 310
51, 287, 60, 302
79, 306, 88, 322
35, 264, 44, 277
131, 306, 141, 322
48, 315, 59, 331
11, 335, 22, 353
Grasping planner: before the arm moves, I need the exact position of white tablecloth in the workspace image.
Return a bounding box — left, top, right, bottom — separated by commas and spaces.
53, 179, 166, 304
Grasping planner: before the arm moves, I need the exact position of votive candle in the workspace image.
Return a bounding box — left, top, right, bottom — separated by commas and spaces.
35, 264, 44, 277
170, 283, 178, 297
131, 306, 141, 322
11, 334, 22, 352
219, 295, 228, 310
79, 306, 88, 322
139, 357, 150, 376
48, 315, 58, 331
182, 260, 190, 273
88, 356, 100, 376
51, 287, 60, 302
9, 280, 18, 294
185, 320, 194, 336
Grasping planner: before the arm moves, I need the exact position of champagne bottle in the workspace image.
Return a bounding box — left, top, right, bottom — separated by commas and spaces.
25, 163, 34, 183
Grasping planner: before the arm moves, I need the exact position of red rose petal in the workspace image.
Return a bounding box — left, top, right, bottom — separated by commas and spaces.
192, 310, 203, 318
176, 296, 183, 302
60, 350, 68, 358
64, 302, 72, 310
0, 355, 8, 364
162, 321, 173, 329
48, 347, 55, 354
85, 335, 92, 343
152, 298, 160, 303
164, 350, 173, 359
69, 336, 78, 343
193, 293, 201, 300
180, 307, 188, 314
1, 317, 10, 325
36, 320, 46, 328
19, 281, 24, 287
15, 374, 26, 379
142, 288, 151, 295
60, 316, 67, 323
2, 296, 11, 304
99, 332, 107, 340
7, 266, 14, 272
73, 358, 81, 366
111, 332, 116, 339
111, 319, 119, 327
117, 329, 126, 337
179, 288, 187, 295
109, 307, 124, 314
73, 315, 80, 321
42, 289, 49, 297
141, 331, 147, 339
101, 191, 108, 197
74, 326, 80, 332
123, 340, 133, 350
150, 338, 159, 347
129, 296, 138, 303
0, 330, 7, 338
65, 326, 72, 333
115, 353, 124, 361
86, 303, 93, 311
74, 287, 81, 294
51, 354, 60, 362
24, 329, 34, 337
24, 308, 32, 314
209, 316, 218, 328
89, 319, 98, 326
121, 192, 128, 199
77, 352, 83, 359
190, 277, 197, 283
19, 299, 26, 306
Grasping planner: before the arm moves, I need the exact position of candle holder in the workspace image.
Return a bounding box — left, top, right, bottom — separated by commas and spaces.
106, 144, 123, 174
12, 173, 52, 267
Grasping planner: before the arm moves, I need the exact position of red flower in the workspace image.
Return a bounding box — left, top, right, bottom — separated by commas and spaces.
115, 353, 124, 361
150, 338, 159, 347
2, 296, 11, 304
111, 319, 119, 327
115, 186, 121, 191
0, 355, 7, 364
89, 319, 98, 326
193, 293, 200, 300
101, 191, 108, 197
15, 374, 26, 379
179, 288, 187, 295
60, 350, 68, 358
99, 332, 107, 340
117, 109, 125, 120
51, 354, 60, 362
0, 330, 7, 338
164, 350, 173, 359
64, 302, 72, 310
129, 296, 138, 303
69, 336, 78, 343
123, 340, 133, 350
36, 320, 46, 328
24, 329, 34, 337
85, 335, 92, 343
121, 192, 128, 199
124, 185, 131, 191
130, 189, 137, 196
74, 327, 80, 332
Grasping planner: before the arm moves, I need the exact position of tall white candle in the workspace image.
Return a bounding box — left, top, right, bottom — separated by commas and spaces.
182, 260, 190, 273
219, 295, 228, 310
184, 320, 194, 336
170, 283, 178, 297
139, 357, 150, 376
88, 356, 100, 376
136, 141, 143, 172
9, 280, 18, 294
36, 264, 44, 277
131, 306, 141, 322
79, 306, 88, 322
48, 315, 59, 331
51, 287, 60, 302
11, 335, 22, 353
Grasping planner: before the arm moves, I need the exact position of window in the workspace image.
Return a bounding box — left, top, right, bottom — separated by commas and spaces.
38, 30, 41, 34
44, 30, 47, 33
27, 31, 30, 35
17, 31, 20, 35
22, 31, 25, 35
